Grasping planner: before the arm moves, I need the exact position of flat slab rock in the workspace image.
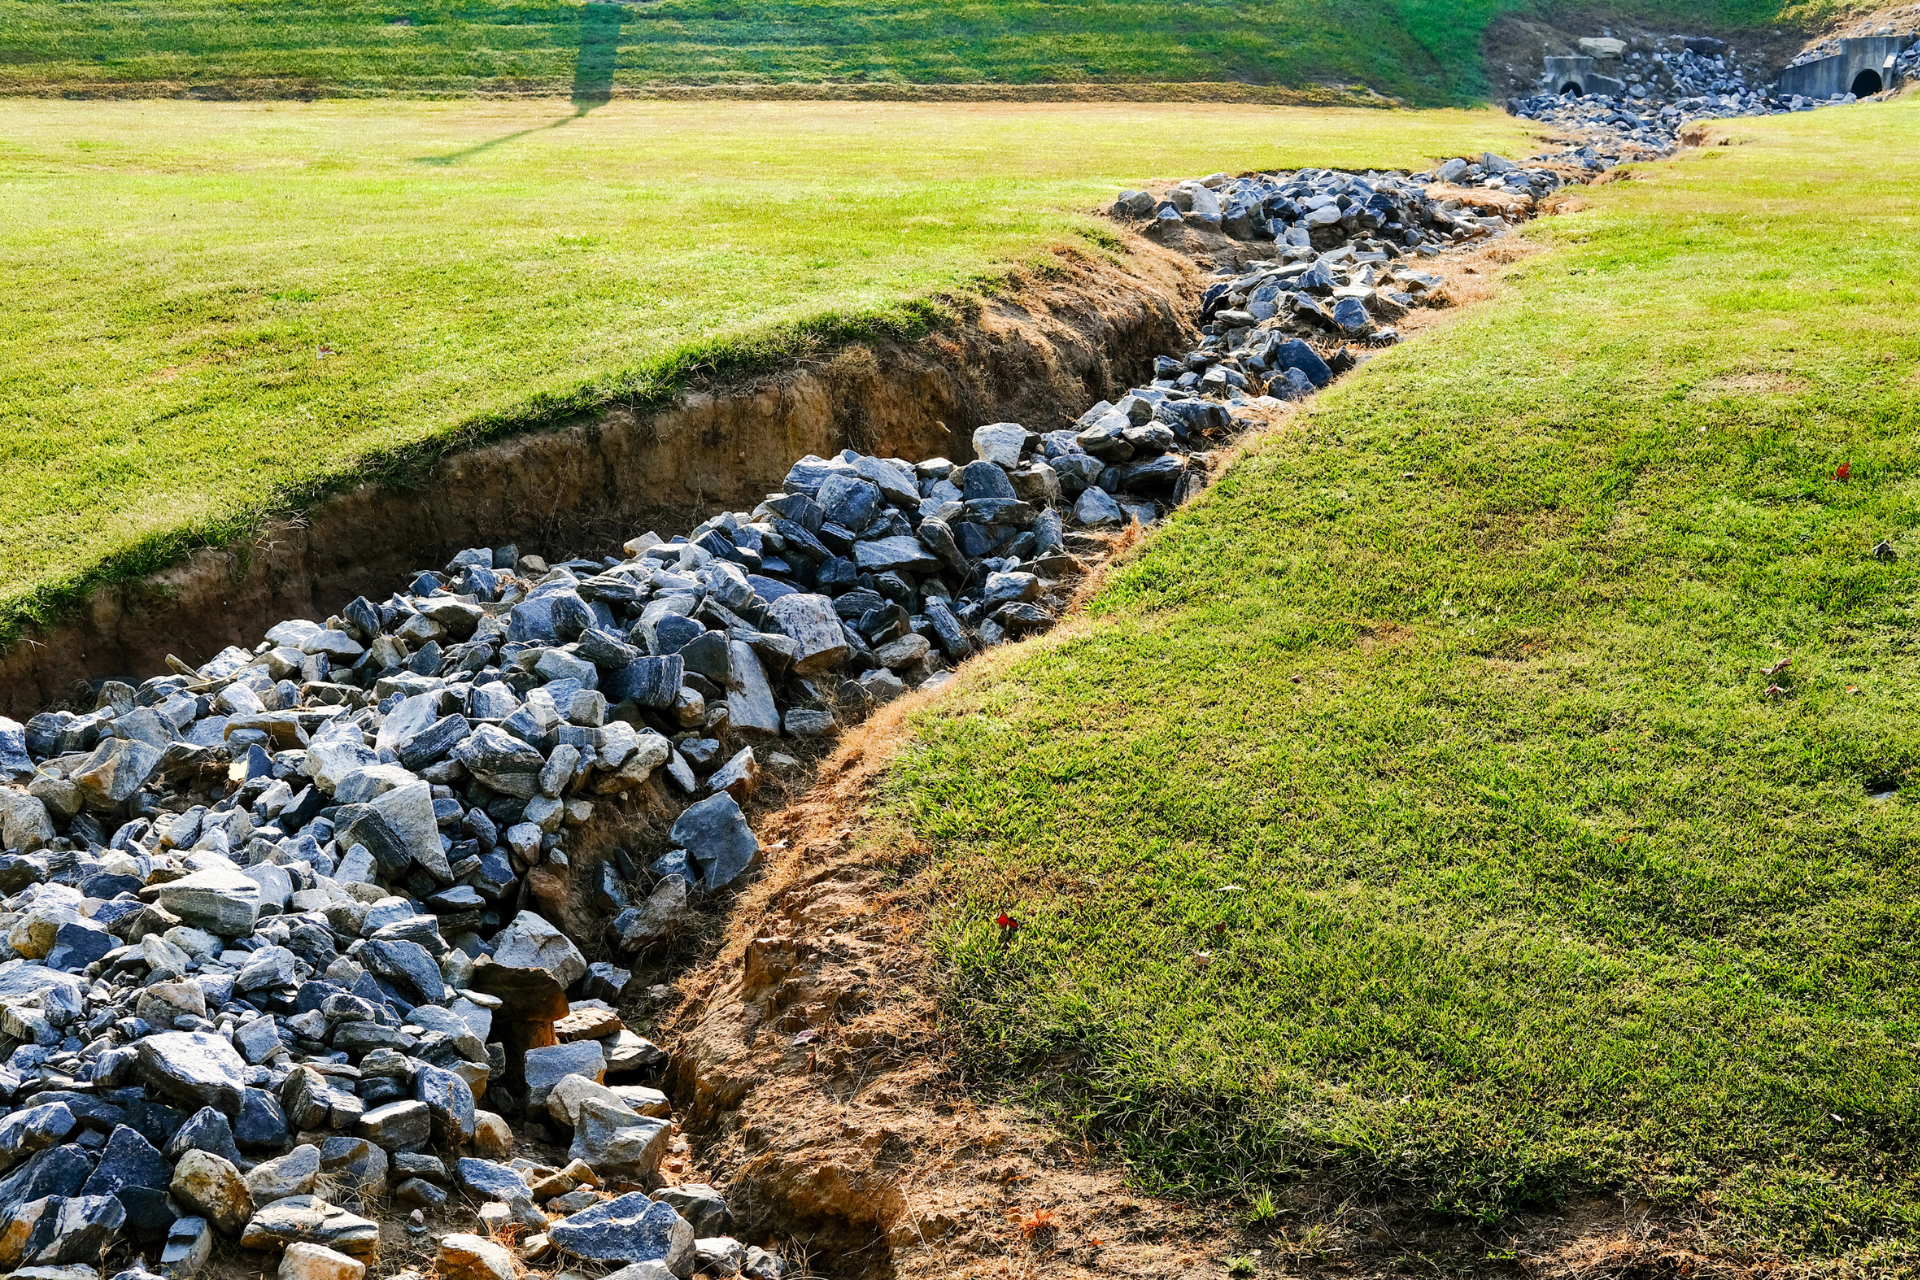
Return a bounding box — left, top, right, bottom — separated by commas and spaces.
239, 1195, 381, 1257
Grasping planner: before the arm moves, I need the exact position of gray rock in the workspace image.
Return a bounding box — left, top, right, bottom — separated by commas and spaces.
489, 910, 587, 990
983, 571, 1041, 603
395, 1176, 446, 1207
318, 1135, 388, 1199
149, 866, 261, 936
244, 1144, 320, 1202
170, 1149, 253, 1236
454, 1157, 534, 1206
413, 1061, 477, 1145
608, 656, 685, 708
136, 1032, 248, 1116
584, 962, 632, 1003
568, 1099, 672, 1180
669, 793, 760, 892
0, 715, 34, 782
238, 1195, 381, 1257
235, 944, 298, 993
525, 1040, 607, 1109
361, 937, 446, 1007
655, 1183, 733, 1237
161, 1215, 212, 1278
369, 780, 453, 883
971, 422, 1028, 467
72, 737, 163, 810
0, 1102, 75, 1173
696, 1237, 748, 1277
233, 1016, 282, 1065
164, 1107, 246, 1171
782, 708, 838, 738
549, 1190, 694, 1270
852, 536, 939, 575
15, 1192, 128, 1264
957, 459, 1017, 501
765, 594, 848, 676
1073, 485, 1125, 527
450, 726, 545, 799
1, 791, 54, 852
614, 876, 688, 952
355, 1100, 430, 1151
726, 642, 780, 739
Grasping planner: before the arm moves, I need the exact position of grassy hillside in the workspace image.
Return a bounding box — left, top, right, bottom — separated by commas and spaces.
896, 98, 1920, 1267
0, 0, 1833, 107
0, 98, 1534, 644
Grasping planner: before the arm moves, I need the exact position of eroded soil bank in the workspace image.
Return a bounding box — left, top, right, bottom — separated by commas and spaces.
0, 240, 1200, 718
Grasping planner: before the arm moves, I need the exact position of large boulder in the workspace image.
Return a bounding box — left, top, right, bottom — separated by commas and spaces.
8, 1192, 127, 1265
436, 1233, 515, 1280
135, 1032, 248, 1116
525, 1041, 606, 1110
490, 911, 587, 990
170, 1150, 253, 1236
238, 1195, 380, 1258
245, 1145, 321, 1203
567, 1099, 671, 1180
148, 866, 261, 936
549, 1191, 694, 1271
669, 794, 760, 892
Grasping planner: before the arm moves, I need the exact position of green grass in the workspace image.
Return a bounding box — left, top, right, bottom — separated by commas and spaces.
0, 0, 1836, 108
893, 100, 1920, 1268
0, 98, 1534, 644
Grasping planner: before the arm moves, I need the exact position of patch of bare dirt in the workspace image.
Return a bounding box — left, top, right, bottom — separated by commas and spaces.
628, 227, 1788, 1280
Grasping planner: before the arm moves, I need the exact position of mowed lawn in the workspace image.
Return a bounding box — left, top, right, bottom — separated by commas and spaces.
895, 99, 1920, 1263
0, 0, 1829, 107
0, 99, 1533, 640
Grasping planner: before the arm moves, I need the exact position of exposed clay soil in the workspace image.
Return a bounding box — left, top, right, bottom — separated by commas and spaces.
0, 237, 1202, 718
611, 235, 1775, 1280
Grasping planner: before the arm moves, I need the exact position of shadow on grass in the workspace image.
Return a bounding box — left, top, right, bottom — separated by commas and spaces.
415, 0, 625, 164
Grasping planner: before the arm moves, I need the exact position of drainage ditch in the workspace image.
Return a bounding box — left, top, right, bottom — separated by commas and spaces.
0, 158, 1568, 1280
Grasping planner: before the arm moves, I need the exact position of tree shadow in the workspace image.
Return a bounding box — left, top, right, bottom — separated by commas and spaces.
571, 0, 624, 112
414, 2, 624, 165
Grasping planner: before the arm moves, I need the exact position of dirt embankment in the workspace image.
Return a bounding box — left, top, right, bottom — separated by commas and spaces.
640, 232, 1739, 1280
0, 241, 1201, 718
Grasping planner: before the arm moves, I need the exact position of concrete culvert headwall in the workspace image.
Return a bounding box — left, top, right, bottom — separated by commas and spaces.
1777, 35, 1905, 99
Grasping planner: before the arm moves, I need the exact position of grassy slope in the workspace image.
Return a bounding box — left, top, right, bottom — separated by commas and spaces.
894, 100, 1920, 1266
0, 0, 1833, 108
0, 99, 1533, 641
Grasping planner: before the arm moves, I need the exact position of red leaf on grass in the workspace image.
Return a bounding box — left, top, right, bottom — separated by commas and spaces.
1837, 462, 1851, 480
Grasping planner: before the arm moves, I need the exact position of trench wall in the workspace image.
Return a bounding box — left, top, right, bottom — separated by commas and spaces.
0, 242, 1203, 718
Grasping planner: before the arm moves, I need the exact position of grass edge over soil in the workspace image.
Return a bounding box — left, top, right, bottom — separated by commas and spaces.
0, 273, 979, 651
880, 100, 1920, 1271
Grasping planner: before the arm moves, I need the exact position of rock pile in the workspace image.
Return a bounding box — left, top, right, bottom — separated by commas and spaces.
0, 216, 1288, 1278
1114, 162, 1563, 253
0, 147, 1533, 1280
1108, 163, 1544, 418
0, 861, 781, 1278
1512, 33, 1907, 171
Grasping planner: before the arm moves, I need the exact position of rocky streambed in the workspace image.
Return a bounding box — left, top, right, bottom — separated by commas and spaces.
0, 154, 1564, 1280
